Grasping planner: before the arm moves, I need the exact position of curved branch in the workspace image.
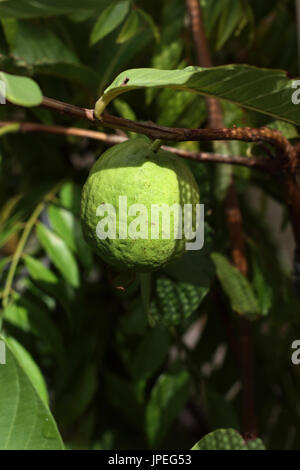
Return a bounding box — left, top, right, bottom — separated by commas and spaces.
0, 120, 277, 173
40, 97, 297, 171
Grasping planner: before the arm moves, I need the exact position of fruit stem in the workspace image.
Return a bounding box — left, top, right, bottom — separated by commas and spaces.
150, 139, 163, 153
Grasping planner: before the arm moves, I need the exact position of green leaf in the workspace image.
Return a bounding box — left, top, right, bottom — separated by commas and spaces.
192, 428, 266, 450
164, 224, 215, 287
90, 1, 130, 46
251, 255, 273, 316
1, 18, 18, 51
156, 88, 205, 127
3, 292, 64, 365
14, 21, 79, 65
113, 98, 137, 122
0, 337, 64, 450
59, 182, 82, 215
0, 257, 11, 281
23, 254, 75, 315
138, 8, 160, 43
0, 71, 42, 106
56, 363, 98, 427
216, 0, 244, 50
96, 28, 152, 94
95, 65, 300, 126
132, 327, 169, 383
150, 276, 208, 327
10, 21, 99, 89
116, 10, 140, 44
204, 386, 239, 430
268, 120, 299, 139
146, 364, 190, 447
36, 222, 80, 288
211, 252, 260, 319
48, 204, 76, 251
0, 0, 113, 19
48, 204, 92, 270
105, 373, 144, 430
5, 337, 48, 405
0, 222, 22, 249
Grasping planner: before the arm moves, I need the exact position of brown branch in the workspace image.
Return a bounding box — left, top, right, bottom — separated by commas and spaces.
186, 0, 258, 439
40, 97, 296, 171
0, 120, 124, 143
0, 120, 275, 172
283, 175, 300, 250
185, 0, 223, 127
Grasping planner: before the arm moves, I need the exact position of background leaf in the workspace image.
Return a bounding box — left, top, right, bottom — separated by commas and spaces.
90, 1, 130, 46
36, 222, 80, 288
211, 252, 260, 318
192, 428, 266, 450
0, 71, 42, 106
146, 363, 190, 447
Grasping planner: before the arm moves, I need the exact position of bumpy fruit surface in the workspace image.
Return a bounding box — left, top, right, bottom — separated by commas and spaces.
80, 138, 200, 272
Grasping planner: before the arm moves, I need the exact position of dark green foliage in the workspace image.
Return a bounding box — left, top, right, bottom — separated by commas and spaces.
0, 0, 299, 451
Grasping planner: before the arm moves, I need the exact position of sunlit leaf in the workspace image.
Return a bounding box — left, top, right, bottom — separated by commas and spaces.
36, 222, 80, 288
95, 65, 300, 126
0, 337, 64, 450
0, 71, 42, 106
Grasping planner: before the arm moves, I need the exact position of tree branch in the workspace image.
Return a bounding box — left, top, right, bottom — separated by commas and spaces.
0, 120, 277, 173
40, 97, 296, 171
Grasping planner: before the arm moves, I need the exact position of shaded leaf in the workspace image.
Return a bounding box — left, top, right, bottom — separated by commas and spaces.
146, 363, 190, 447
116, 10, 140, 44
132, 326, 169, 383
90, 1, 129, 46
138, 8, 160, 43
216, 0, 245, 50
105, 373, 144, 430
23, 254, 75, 315
211, 253, 260, 319
0, 0, 112, 19
164, 224, 215, 287
10, 21, 98, 88
3, 291, 64, 365
56, 363, 98, 427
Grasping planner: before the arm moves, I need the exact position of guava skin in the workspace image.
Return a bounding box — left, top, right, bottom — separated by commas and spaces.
80, 138, 200, 272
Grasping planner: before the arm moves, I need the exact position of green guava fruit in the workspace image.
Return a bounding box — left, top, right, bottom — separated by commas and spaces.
80, 138, 200, 272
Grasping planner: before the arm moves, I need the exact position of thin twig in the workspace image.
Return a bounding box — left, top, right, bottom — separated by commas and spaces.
1, 182, 62, 314
1, 201, 45, 310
